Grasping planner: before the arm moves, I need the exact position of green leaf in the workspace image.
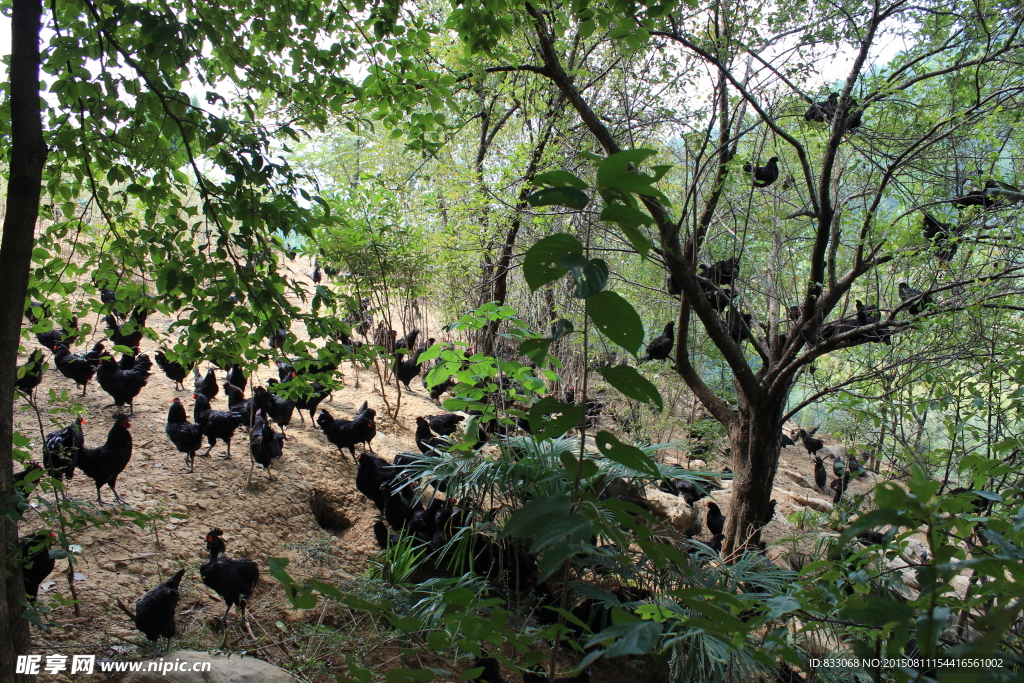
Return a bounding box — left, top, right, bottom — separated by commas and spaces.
596, 148, 658, 187
268, 557, 293, 584
519, 339, 553, 366
588, 621, 663, 657
533, 170, 589, 190
765, 595, 800, 619
840, 596, 916, 626
598, 365, 663, 410
586, 291, 644, 354
528, 397, 585, 439
523, 233, 584, 291
501, 495, 572, 539
573, 258, 609, 298
526, 187, 590, 210
595, 431, 660, 476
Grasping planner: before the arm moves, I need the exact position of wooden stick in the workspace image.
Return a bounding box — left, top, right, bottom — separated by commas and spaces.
115, 597, 137, 621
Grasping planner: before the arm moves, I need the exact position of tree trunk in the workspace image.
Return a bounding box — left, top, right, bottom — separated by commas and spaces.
722, 388, 787, 557
2, 0, 47, 675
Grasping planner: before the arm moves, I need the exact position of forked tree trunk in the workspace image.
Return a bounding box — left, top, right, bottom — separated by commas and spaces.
2, 0, 47, 675
721, 389, 788, 557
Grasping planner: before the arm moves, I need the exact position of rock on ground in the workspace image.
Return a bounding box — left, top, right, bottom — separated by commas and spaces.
117, 650, 298, 683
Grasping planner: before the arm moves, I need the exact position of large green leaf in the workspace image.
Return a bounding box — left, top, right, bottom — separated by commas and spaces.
501, 495, 572, 539
526, 187, 590, 210
523, 233, 584, 291
586, 291, 644, 354
533, 170, 589, 190
598, 365, 663, 410
595, 431, 660, 476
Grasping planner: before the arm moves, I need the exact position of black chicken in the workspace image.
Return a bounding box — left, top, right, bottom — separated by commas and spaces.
14, 349, 46, 396
743, 157, 779, 187
43, 417, 85, 487
34, 316, 79, 350
804, 92, 838, 122
469, 657, 505, 683
659, 478, 708, 506
289, 375, 329, 426
795, 428, 824, 457
425, 413, 464, 437
898, 282, 933, 315
641, 322, 674, 362
52, 343, 97, 395
262, 380, 296, 435
225, 363, 247, 394
394, 349, 425, 391
395, 328, 420, 352
96, 353, 151, 415
135, 568, 185, 657
104, 306, 147, 348
813, 456, 827, 490
922, 212, 964, 262
415, 416, 446, 455
249, 409, 284, 480
155, 349, 193, 391
223, 381, 257, 425
319, 408, 377, 462
77, 413, 133, 505
166, 398, 204, 473
706, 501, 726, 536
200, 529, 259, 629
698, 256, 740, 287
952, 180, 999, 209
193, 392, 245, 458
19, 531, 57, 602
193, 367, 219, 402
356, 452, 398, 511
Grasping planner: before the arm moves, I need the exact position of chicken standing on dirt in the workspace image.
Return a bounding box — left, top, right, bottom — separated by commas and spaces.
19, 531, 57, 602
43, 417, 85, 490
193, 393, 244, 459
155, 349, 193, 391
52, 343, 98, 395
192, 367, 218, 402
415, 416, 446, 455
135, 568, 185, 657
249, 409, 284, 480
425, 413, 464, 437
355, 452, 400, 511
318, 407, 376, 462
166, 398, 204, 473
96, 353, 151, 416
200, 529, 259, 631
76, 413, 133, 505
14, 349, 46, 397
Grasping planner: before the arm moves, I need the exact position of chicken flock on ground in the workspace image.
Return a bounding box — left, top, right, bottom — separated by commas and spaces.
12, 273, 915, 678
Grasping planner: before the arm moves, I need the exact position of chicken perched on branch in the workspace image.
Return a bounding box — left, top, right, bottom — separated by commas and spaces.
641, 323, 674, 362
743, 157, 779, 187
